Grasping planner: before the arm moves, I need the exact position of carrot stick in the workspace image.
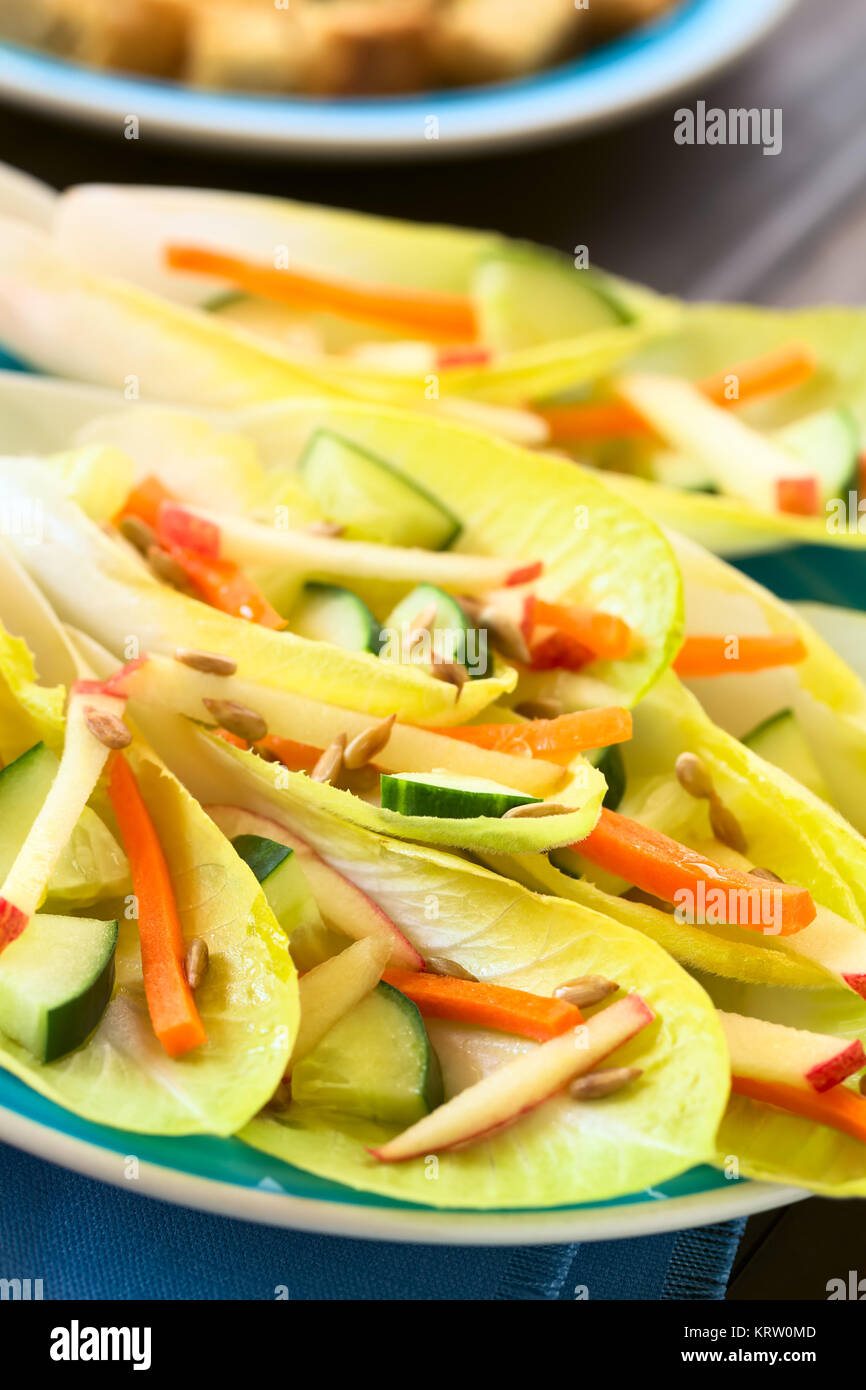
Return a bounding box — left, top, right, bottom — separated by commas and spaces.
574, 808, 815, 935
673, 633, 807, 677
166, 245, 479, 345
256, 733, 322, 772
114, 474, 174, 530
165, 543, 287, 631
533, 599, 633, 661
382, 969, 583, 1043
731, 1075, 866, 1146
435, 707, 632, 765
540, 342, 817, 440
107, 754, 207, 1058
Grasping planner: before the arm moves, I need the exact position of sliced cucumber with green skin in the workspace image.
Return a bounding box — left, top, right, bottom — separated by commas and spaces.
299, 429, 461, 550
774, 407, 859, 504
291, 980, 443, 1126
549, 846, 630, 897
0, 913, 117, 1061
381, 582, 490, 679
290, 582, 381, 655
231, 833, 321, 936
742, 709, 830, 801
381, 770, 539, 820
0, 742, 127, 908
598, 745, 626, 812
472, 245, 631, 354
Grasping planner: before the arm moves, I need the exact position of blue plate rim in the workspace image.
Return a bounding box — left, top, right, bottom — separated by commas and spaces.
0, 0, 796, 155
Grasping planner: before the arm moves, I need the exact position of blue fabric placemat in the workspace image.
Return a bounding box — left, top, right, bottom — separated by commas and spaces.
0, 1140, 743, 1300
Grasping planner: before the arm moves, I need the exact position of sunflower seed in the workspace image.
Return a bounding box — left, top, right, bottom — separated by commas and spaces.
860, 1074, 866, 1097
184, 936, 210, 992
147, 544, 190, 591
424, 957, 479, 982
84, 706, 132, 750
343, 714, 396, 770
749, 866, 783, 883
311, 733, 346, 785
502, 800, 574, 819
709, 793, 748, 854
119, 515, 157, 554
307, 520, 344, 538
553, 975, 618, 1008
514, 698, 564, 721
175, 648, 238, 677
675, 751, 714, 800
202, 697, 267, 743
432, 660, 469, 697
570, 1066, 642, 1100
404, 601, 439, 650
479, 607, 531, 665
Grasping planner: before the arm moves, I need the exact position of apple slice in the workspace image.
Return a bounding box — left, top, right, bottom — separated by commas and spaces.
290, 935, 390, 1069
778, 906, 866, 1000
207, 804, 423, 971
0, 682, 129, 950
106, 652, 565, 798
157, 501, 542, 595
720, 1010, 865, 1094
371, 991, 654, 1162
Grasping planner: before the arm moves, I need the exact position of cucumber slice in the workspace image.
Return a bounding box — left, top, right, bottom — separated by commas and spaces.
472, 245, 631, 354
299, 429, 461, 550
0, 912, 117, 1061
381, 582, 490, 679
742, 709, 830, 801
774, 407, 859, 504
548, 846, 630, 897
380, 770, 538, 820
290, 582, 381, 655
598, 744, 626, 812
291, 980, 442, 1126
0, 743, 127, 908
230, 833, 322, 936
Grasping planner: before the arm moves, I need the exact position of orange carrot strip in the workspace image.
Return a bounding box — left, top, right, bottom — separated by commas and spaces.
382, 969, 583, 1043
214, 728, 249, 750
673, 633, 807, 677
574, 808, 815, 935
165, 543, 287, 631
435, 707, 632, 765
256, 733, 322, 772
732, 1075, 866, 1146
114, 474, 174, 530
107, 754, 207, 1058
533, 599, 633, 661
540, 342, 817, 440
167, 245, 479, 344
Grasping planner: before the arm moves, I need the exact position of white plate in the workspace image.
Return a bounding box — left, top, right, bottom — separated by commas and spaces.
0, 0, 796, 158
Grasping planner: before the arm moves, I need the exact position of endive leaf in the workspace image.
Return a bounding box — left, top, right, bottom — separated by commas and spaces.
0, 738, 296, 1136
141, 712, 728, 1208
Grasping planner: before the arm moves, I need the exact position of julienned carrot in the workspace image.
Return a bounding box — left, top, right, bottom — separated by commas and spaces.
732, 1075, 866, 1146
673, 633, 807, 677
533, 599, 633, 661
256, 733, 322, 771
540, 342, 817, 440
114, 474, 174, 530
165, 543, 287, 631
574, 809, 815, 935
436, 707, 632, 765
166, 245, 479, 345
107, 754, 207, 1058
382, 969, 583, 1043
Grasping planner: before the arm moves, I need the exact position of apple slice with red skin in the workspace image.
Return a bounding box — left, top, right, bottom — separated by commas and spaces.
0, 681, 129, 951
206, 804, 423, 971
370, 991, 654, 1163
719, 1010, 866, 1094
157, 501, 542, 595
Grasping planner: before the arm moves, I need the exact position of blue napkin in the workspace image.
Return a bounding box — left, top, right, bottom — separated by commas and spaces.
0, 1140, 742, 1300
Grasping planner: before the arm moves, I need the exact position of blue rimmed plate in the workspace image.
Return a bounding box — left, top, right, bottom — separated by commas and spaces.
0, 0, 795, 158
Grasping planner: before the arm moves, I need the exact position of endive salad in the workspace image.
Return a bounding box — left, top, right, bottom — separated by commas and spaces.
3, 369, 866, 1210
0, 169, 864, 564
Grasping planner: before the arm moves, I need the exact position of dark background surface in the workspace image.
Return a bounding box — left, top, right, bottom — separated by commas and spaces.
0, 0, 864, 1300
